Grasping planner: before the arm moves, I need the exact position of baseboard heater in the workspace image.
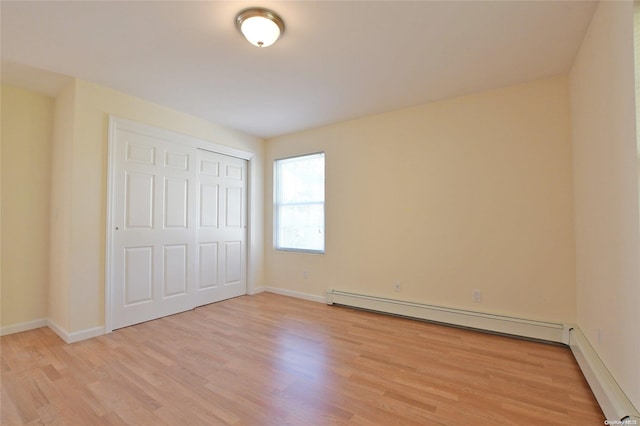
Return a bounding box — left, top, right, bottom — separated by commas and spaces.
569, 327, 640, 423
326, 289, 568, 344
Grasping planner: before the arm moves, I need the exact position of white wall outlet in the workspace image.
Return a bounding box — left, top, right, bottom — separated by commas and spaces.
303, 270, 309, 280
472, 290, 482, 303
393, 280, 401, 292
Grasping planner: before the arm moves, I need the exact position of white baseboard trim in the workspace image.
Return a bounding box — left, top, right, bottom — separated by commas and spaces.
326, 289, 569, 343
263, 287, 326, 304
0, 318, 48, 336
569, 327, 640, 422
46, 319, 69, 342
248, 286, 266, 295
47, 319, 104, 344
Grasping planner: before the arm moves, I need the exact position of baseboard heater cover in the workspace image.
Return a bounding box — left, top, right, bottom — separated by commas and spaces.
569, 327, 640, 423
326, 289, 569, 344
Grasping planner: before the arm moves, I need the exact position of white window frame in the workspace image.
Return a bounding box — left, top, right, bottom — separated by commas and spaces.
274, 152, 325, 254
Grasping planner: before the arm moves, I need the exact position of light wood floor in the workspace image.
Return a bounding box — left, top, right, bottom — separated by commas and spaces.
2, 292, 603, 425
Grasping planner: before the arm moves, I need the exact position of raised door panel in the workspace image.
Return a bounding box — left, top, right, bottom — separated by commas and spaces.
225, 187, 243, 228
124, 137, 155, 165
165, 151, 189, 171
198, 243, 218, 289
200, 159, 220, 176
226, 164, 243, 180
125, 172, 154, 229
163, 244, 188, 297
124, 246, 153, 305
164, 177, 188, 228
200, 184, 219, 228
224, 241, 242, 285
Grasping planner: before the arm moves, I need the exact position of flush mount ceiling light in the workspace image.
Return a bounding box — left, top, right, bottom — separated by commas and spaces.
235, 8, 285, 48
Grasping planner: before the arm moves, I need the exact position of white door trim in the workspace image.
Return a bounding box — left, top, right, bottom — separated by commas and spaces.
105, 116, 255, 333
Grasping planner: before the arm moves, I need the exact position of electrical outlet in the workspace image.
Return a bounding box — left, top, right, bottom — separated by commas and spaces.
303, 270, 309, 280
472, 290, 482, 303
393, 280, 401, 292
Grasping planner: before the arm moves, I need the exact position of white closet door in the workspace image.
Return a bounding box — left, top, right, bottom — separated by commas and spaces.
111, 129, 198, 329
196, 150, 247, 306
109, 121, 249, 330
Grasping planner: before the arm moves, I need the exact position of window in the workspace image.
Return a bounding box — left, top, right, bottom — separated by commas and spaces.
274, 153, 325, 253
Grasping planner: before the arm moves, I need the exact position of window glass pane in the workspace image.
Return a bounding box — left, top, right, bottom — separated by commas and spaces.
278, 154, 325, 204
277, 204, 324, 251
275, 153, 325, 253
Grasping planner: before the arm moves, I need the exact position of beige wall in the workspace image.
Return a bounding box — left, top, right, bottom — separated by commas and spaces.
569, 0, 640, 410
1, 85, 54, 328
48, 81, 75, 330
265, 75, 576, 323
53, 79, 265, 332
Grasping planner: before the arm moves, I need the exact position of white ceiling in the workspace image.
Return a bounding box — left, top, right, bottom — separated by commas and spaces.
1, 1, 597, 139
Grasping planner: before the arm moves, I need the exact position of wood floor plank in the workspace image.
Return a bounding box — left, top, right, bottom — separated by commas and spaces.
1, 292, 604, 425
